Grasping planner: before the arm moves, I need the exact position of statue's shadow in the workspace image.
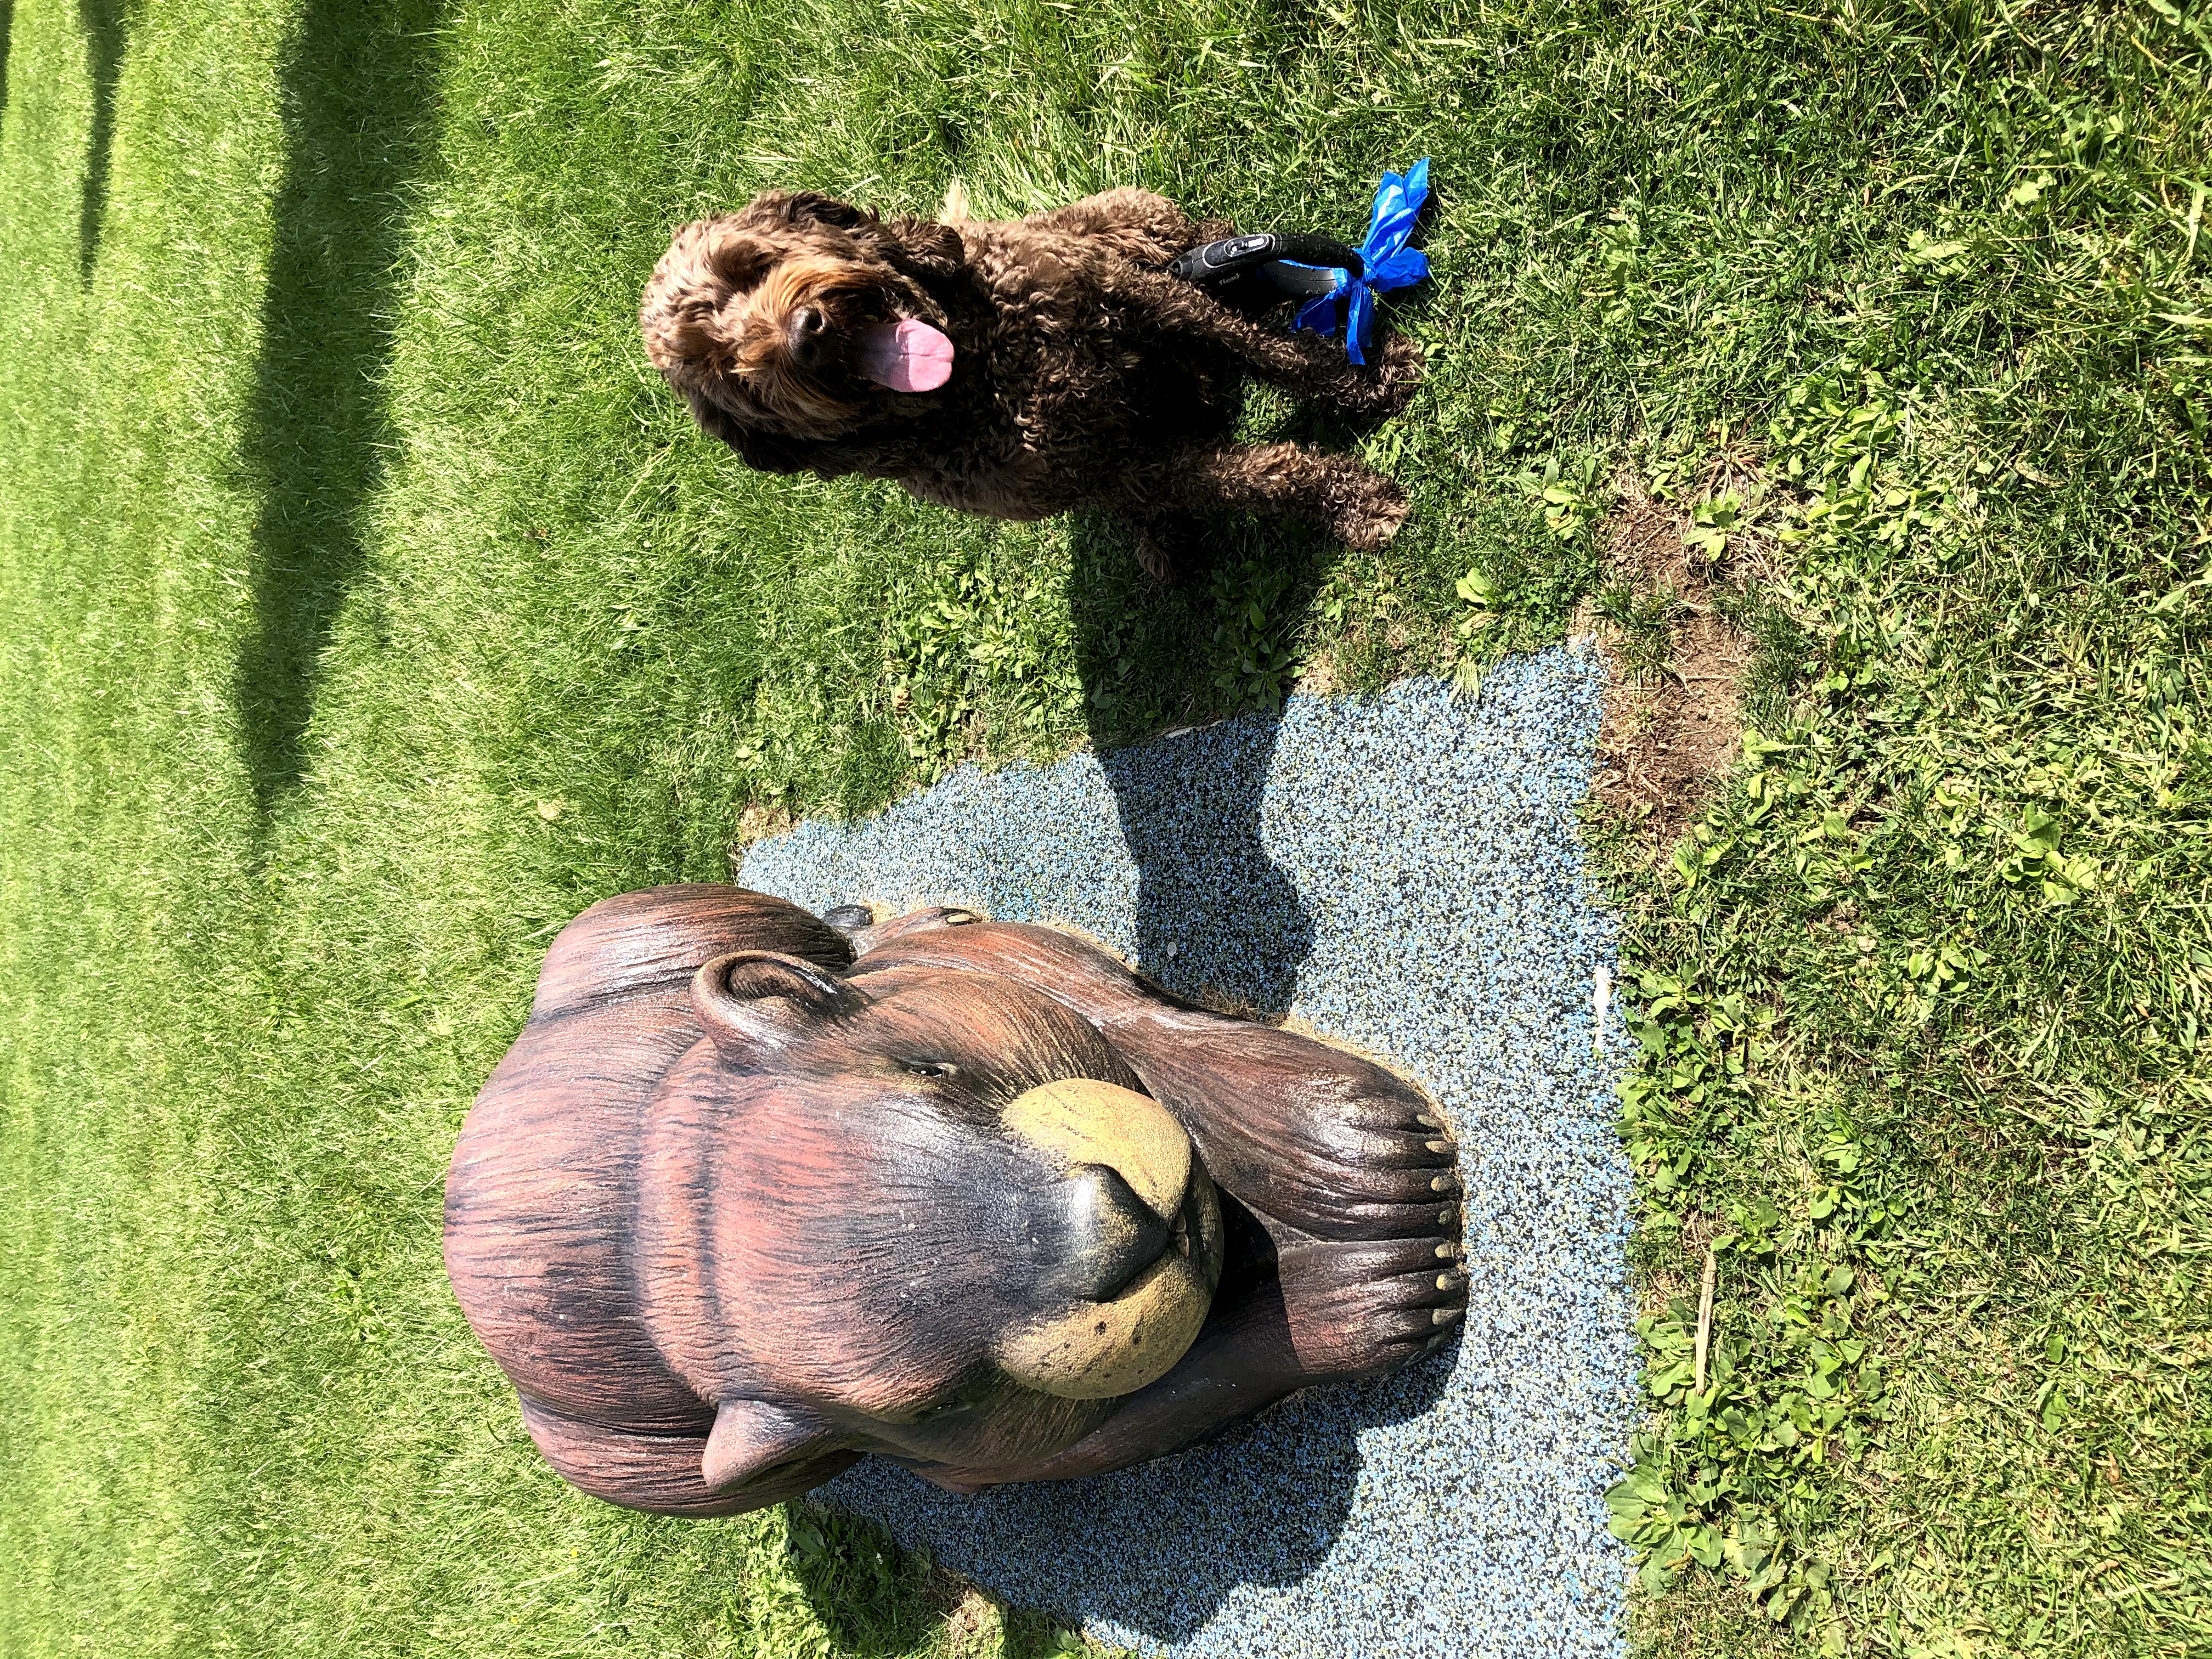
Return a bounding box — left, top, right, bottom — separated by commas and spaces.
821, 1344, 1457, 1643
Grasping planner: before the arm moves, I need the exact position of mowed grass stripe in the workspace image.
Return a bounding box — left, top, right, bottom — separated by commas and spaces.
1, 3, 285, 1652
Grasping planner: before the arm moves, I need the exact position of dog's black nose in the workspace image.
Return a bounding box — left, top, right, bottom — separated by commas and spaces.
787, 306, 829, 366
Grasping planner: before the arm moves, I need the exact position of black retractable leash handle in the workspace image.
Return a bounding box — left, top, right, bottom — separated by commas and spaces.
1168, 232, 1365, 297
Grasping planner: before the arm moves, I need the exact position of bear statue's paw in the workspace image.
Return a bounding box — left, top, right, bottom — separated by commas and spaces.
1273, 1231, 1469, 1381
820, 903, 876, 941
845, 903, 986, 958
1110, 1019, 1465, 1246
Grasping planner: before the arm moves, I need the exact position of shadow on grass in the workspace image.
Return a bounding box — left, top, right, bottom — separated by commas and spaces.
1, 1, 16, 128
1065, 376, 1417, 1013
785, 1500, 1112, 1656
782, 1503, 954, 1656
75, 0, 126, 285
232, 0, 450, 814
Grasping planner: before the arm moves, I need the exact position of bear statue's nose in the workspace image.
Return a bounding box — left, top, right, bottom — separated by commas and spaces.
1054, 1164, 1177, 1301
1002, 1078, 1197, 1304
997, 1078, 1223, 1400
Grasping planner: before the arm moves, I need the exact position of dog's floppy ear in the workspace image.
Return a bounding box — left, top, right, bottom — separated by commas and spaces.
870, 216, 966, 279
731, 426, 822, 475
738, 189, 876, 234
683, 390, 860, 481
684, 390, 802, 472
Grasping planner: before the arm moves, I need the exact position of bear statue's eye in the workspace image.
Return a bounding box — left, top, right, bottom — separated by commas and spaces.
901, 1059, 956, 1080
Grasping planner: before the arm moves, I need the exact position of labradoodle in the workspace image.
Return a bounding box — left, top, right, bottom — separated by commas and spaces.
638, 187, 1422, 581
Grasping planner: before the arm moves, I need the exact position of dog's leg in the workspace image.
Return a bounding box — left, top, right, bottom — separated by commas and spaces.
1124, 510, 1206, 585
1116, 268, 1422, 417
1143, 442, 1411, 552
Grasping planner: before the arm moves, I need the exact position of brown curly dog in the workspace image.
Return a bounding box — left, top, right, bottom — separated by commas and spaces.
639, 186, 1422, 582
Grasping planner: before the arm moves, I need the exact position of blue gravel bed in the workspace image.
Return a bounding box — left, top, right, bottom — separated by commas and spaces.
741, 653, 1635, 1659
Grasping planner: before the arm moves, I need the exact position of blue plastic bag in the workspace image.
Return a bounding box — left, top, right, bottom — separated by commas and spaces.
1289, 159, 1431, 365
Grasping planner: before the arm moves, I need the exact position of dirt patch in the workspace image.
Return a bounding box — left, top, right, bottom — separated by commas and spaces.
1581, 476, 1754, 848
942, 1584, 1001, 1652
1292, 654, 1337, 696
735, 801, 795, 848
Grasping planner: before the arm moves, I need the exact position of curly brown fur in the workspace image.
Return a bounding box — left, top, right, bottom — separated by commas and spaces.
640, 187, 1423, 580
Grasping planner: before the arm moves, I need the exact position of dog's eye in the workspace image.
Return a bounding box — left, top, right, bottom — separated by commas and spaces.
901, 1060, 956, 1080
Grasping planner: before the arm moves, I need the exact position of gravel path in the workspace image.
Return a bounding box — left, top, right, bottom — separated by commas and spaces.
741, 653, 1635, 1659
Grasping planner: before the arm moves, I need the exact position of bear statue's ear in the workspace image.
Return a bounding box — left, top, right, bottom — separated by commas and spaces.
692, 949, 868, 1057
702, 1396, 840, 1492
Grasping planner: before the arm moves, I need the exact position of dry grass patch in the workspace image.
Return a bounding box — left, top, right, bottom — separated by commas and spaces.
738, 801, 798, 847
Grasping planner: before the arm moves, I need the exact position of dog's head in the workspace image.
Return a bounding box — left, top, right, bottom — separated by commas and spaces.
640, 190, 964, 454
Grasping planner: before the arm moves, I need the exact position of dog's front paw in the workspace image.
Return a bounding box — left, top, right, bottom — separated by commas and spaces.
1331, 334, 1424, 418
1133, 514, 1204, 585
1331, 473, 1411, 551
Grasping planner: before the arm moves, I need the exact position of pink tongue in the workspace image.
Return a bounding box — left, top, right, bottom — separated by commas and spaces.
855, 319, 955, 392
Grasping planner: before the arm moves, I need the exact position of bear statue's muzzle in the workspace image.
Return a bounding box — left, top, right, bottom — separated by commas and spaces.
992, 1079, 1224, 1401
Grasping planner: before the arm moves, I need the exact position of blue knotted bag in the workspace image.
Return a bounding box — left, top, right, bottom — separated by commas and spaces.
1286, 159, 1431, 365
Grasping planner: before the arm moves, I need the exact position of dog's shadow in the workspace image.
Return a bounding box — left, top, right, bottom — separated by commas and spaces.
1066, 510, 1321, 1016
1064, 365, 1412, 1014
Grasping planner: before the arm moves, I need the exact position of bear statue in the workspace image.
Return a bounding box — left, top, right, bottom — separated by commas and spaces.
444, 884, 1467, 1515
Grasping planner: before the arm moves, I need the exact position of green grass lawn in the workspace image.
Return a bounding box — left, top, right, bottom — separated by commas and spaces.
2, 1, 2207, 1655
